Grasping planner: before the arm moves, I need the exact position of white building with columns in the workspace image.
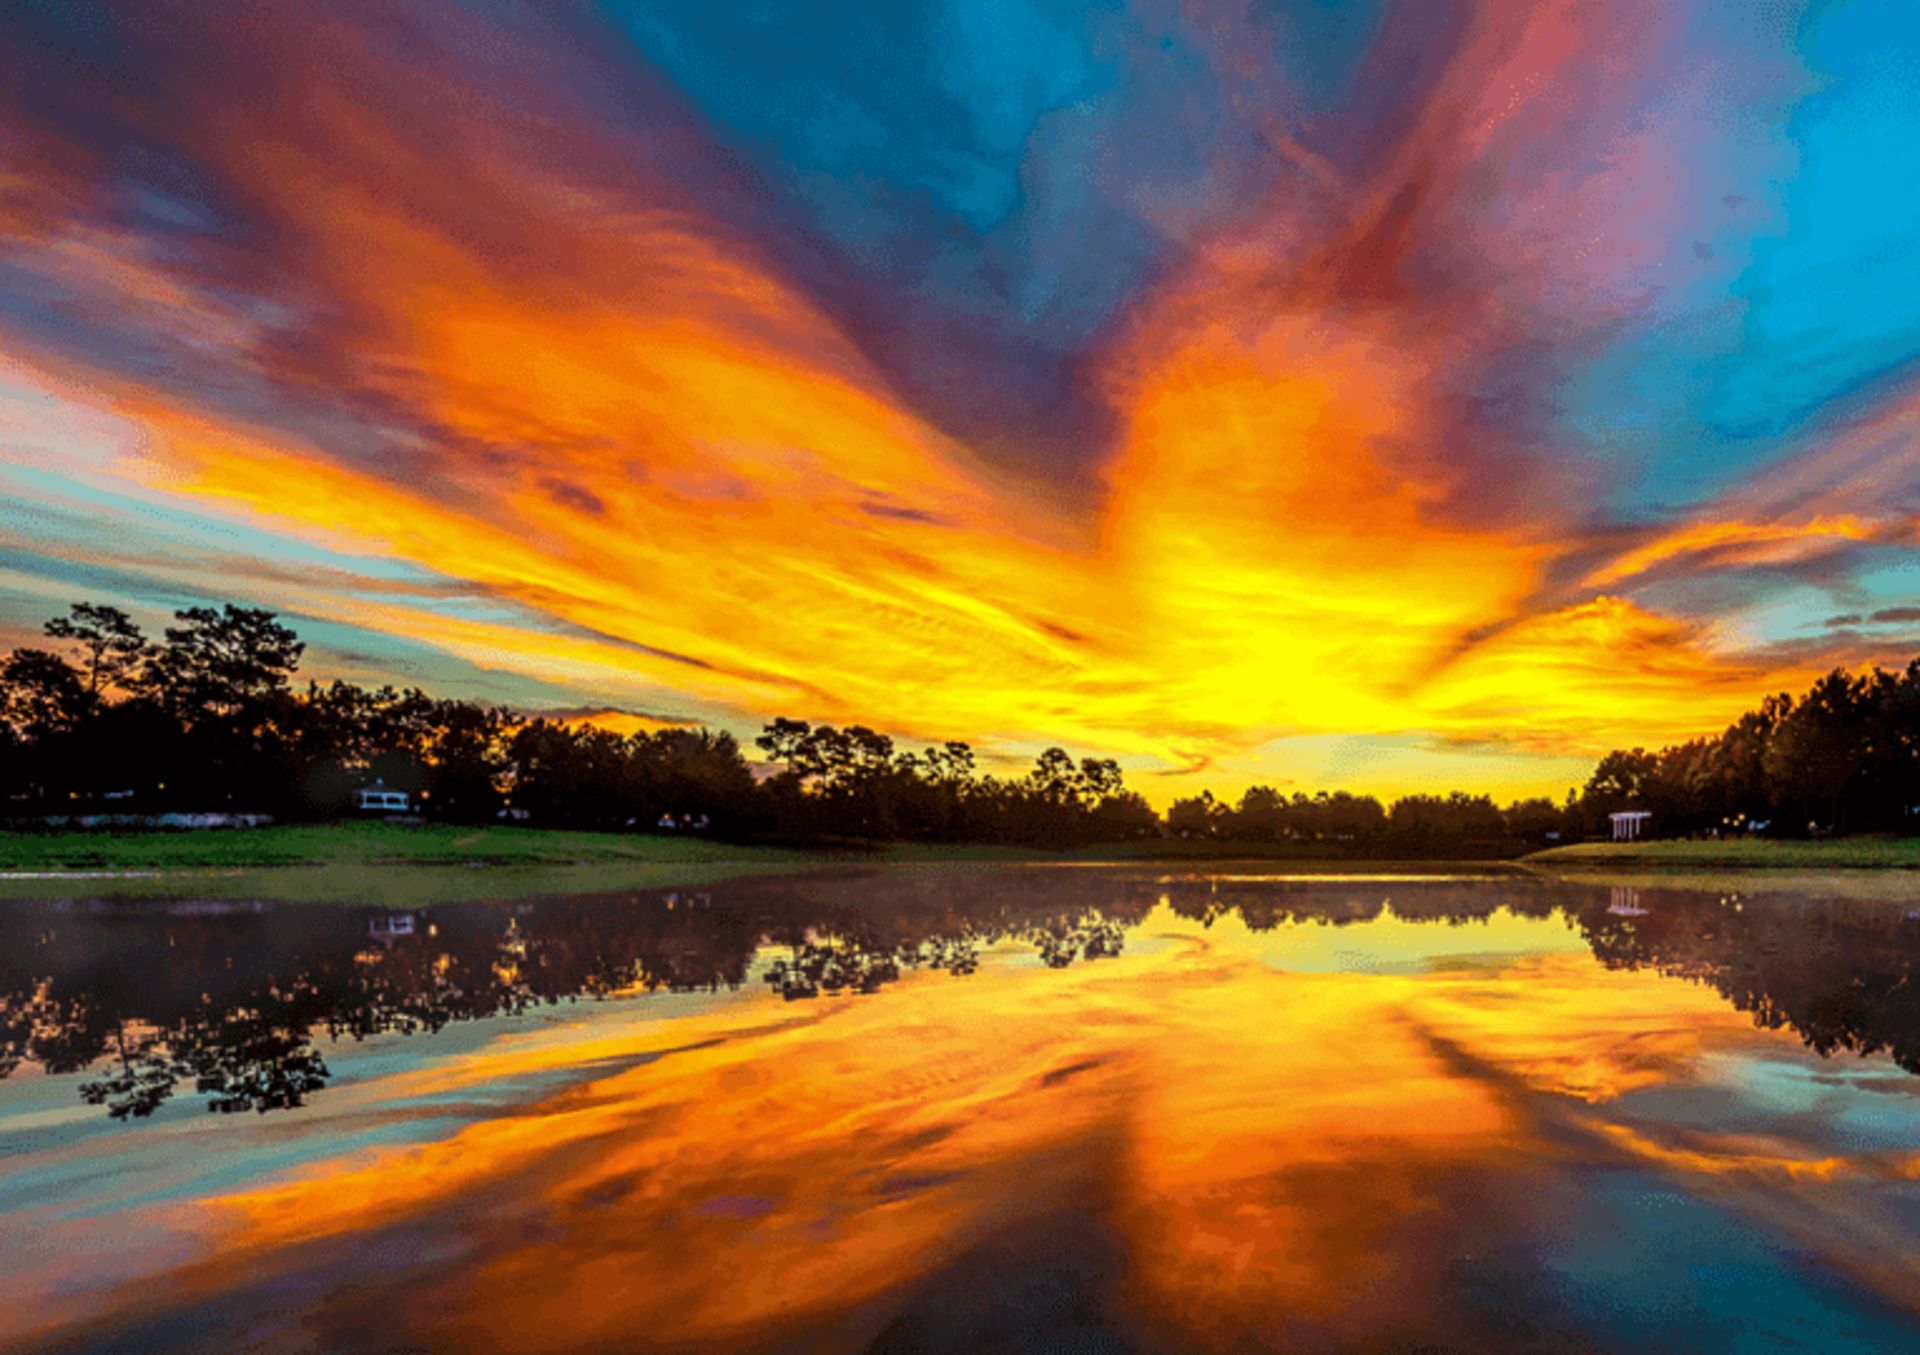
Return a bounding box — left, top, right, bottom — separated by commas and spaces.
1609, 810, 1652, 841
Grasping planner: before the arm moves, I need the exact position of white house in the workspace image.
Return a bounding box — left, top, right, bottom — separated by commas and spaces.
1609, 810, 1653, 841
355, 783, 412, 814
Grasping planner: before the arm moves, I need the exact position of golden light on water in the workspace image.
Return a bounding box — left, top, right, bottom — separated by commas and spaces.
5, 910, 1886, 1352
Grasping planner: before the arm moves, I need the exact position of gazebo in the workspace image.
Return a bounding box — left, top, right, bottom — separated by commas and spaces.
1609, 810, 1652, 841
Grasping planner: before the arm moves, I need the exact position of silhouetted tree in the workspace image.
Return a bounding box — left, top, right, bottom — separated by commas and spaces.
1387, 792, 1502, 847
1765, 670, 1870, 832
44, 603, 150, 698
1167, 790, 1225, 838
1501, 797, 1564, 842
148, 604, 304, 723
0, 648, 90, 737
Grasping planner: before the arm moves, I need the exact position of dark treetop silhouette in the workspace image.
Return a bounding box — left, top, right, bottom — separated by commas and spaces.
6, 601, 1918, 849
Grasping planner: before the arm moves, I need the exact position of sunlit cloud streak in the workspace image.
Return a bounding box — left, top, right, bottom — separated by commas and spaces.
3, 0, 1919, 799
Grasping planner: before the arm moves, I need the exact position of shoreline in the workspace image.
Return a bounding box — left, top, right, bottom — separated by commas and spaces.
2, 823, 1916, 871
1523, 838, 1920, 870
0, 825, 1915, 907
0, 822, 1531, 874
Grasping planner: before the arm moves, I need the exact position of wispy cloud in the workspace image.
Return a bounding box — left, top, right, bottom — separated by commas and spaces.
1, 0, 1917, 802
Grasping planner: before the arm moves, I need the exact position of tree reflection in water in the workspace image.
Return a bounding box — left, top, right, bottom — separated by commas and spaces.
3, 869, 1919, 1120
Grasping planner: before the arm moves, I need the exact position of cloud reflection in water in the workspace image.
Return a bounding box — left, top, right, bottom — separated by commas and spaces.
6, 869, 1920, 1352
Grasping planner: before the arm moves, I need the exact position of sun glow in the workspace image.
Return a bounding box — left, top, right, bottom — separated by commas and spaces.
2, 0, 1913, 800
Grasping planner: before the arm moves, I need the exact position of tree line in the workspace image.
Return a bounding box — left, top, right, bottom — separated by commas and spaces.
1575, 663, 1920, 836
2, 600, 1916, 846
1159, 661, 1920, 845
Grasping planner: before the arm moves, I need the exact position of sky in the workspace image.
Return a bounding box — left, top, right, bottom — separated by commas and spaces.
1, 0, 1918, 805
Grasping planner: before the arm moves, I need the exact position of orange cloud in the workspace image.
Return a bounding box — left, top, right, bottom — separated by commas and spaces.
1584, 515, 1893, 589
1413, 596, 1817, 753
0, 0, 1893, 803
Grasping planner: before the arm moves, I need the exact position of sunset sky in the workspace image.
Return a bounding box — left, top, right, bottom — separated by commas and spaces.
3, 0, 1918, 804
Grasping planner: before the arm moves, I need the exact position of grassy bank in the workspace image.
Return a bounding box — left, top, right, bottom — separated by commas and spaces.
0, 823, 1530, 873
1525, 836, 1920, 869
10, 822, 1911, 876
0, 824, 1537, 904
0, 825, 836, 905
0, 822, 824, 871
15, 823, 1908, 909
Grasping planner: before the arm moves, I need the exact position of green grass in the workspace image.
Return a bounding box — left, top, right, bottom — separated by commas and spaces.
0, 824, 1529, 907
0, 822, 812, 871
1524, 836, 1920, 869
0, 824, 1527, 874
0, 824, 831, 905
9, 823, 1914, 876
6, 824, 1911, 910
0, 823, 830, 900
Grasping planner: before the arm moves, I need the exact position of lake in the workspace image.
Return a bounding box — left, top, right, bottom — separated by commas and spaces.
5, 864, 1920, 1353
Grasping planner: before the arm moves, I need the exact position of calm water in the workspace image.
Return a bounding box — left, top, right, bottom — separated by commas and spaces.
6, 865, 1920, 1353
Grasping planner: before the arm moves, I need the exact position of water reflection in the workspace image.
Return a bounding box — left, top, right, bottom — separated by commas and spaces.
7, 867, 1920, 1353
5, 870, 1920, 1121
